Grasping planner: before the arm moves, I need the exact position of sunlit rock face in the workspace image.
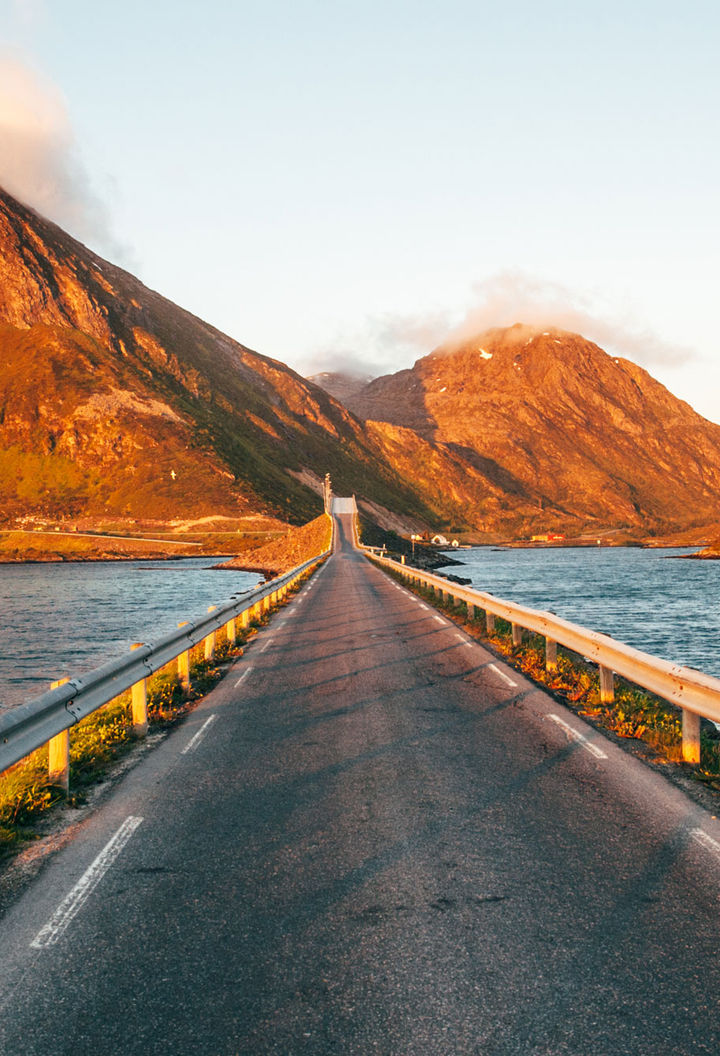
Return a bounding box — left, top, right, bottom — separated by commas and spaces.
344, 324, 720, 537
0, 187, 434, 527
3, 181, 719, 540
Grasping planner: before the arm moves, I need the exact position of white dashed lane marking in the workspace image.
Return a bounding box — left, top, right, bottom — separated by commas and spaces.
234, 666, 253, 688
691, 829, 720, 861
182, 714, 217, 755
488, 663, 518, 688
548, 714, 608, 760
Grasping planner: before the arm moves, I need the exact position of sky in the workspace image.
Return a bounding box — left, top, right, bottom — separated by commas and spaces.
1, 0, 719, 422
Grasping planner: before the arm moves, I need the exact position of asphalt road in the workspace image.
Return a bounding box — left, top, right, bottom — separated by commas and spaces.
1, 514, 720, 1054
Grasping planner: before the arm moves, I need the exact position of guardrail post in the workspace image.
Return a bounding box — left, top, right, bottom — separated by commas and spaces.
682, 710, 701, 764
130, 644, 149, 737
225, 617, 236, 645
177, 621, 191, 694
467, 603, 476, 620
599, 665, 615, 704
545, 638, 557, 672
486, 611, 496, 634
48, 677, 70, 792
240, 608, 251, 631
512, 623, 523, 646
204, 606, 217, 661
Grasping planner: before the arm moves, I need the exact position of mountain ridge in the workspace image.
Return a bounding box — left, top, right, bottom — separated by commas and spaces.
0, 186, 438, 529
2, 185, 718, 544
341, 324, 720, 537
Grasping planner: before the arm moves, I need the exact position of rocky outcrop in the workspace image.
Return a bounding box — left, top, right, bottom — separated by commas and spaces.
216, 514, 331, 575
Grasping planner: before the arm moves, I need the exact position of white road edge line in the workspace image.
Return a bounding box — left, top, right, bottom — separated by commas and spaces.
433, 615, 446, 626
181, 714, 217, 755
234, 666, 253, 687
548, 714, 608, 760
691, 829, 720, 860
488, 663, 518, 688
30, 816, 143, 949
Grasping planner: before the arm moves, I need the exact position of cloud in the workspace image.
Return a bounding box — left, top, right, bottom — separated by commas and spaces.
304, 308, 453, 379
306, 270, 695, 381
445, 272, 695, 367
0, 52, 127, 259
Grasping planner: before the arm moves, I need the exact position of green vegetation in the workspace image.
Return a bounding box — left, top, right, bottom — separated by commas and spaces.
0, 447, 101, 520
0, 565, 318, 865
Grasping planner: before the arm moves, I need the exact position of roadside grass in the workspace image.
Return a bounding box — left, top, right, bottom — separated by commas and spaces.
0, 566, 317, 864
382, 566, 720, 784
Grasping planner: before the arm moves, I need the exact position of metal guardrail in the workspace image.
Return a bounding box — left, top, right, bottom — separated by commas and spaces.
0, 541, 331, 783
363, 547, 720, 764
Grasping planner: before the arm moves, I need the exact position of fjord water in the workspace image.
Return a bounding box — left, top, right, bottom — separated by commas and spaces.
1, 547, 718, 711
0, 558, 262, 709
442, 546, 720, 678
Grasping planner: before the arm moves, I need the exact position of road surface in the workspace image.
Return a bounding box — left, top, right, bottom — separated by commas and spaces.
1, 514, 720, 1054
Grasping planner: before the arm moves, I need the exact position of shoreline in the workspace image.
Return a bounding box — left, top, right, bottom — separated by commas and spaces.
0, 551, 236, 566
673, 551, 720, 561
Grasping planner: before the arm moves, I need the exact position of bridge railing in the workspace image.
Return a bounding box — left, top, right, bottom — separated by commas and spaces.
364, 548, 720, 765
0, 544, 331, 788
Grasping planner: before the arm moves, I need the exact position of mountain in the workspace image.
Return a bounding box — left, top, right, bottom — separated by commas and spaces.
4, 184, 718, 544
305, 371, 374, 404
0, 187, 435, 528
344, 324, 720, 537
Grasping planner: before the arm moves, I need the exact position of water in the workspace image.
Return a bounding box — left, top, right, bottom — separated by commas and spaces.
439, 546, 720, 678
0, 558, 263, 709
2, 547, 719, 710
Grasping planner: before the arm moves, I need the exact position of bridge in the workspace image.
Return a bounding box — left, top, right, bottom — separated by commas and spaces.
1, 507, 720, 1053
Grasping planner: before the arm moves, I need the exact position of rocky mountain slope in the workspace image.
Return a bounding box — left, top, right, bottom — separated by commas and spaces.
4, 184, 718, 543
0, 187, 435, 528
344, 324, 720, 537
691, 538, 720, 559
